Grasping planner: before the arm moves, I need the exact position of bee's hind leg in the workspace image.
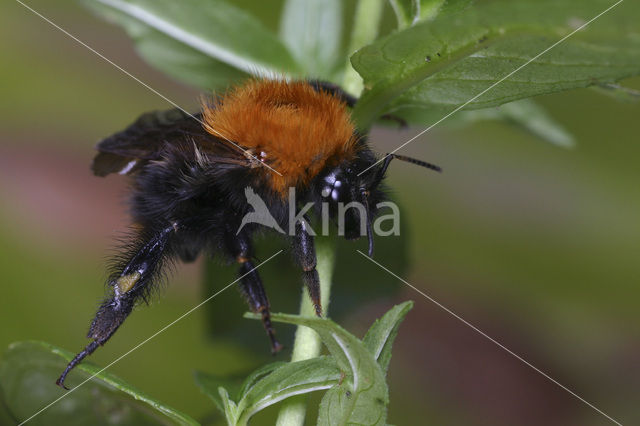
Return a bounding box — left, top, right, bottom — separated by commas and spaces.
57, 224, 176, 389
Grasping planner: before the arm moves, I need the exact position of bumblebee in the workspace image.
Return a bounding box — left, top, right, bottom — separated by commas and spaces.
56, 79, 440, 388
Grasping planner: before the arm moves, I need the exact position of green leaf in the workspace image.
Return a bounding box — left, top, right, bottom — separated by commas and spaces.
387, 0, 415, 29
85, 0, 300, 88
495, 99, 575, 148
247, 313, 389, 426
388, 0, 474, 28
433, 0, 475, 19
342, 0, 386, 96
127, 26, 247, 92
351, 0, 640, 129
363, 301, 413, 374
0, 341, 198, 425
193, 371, 242, 417
418, 0, 447, 21
194, 363, 287, 414
593, 82, 640, 103
235, 357, 341, 424
279, 0, 343, 79
237, 361, 287, 398
194, 362, 288, 422
196, 358, 340, 425
218, 386, 240, 426
411, 98, 575, 147
206, 304, 413, 424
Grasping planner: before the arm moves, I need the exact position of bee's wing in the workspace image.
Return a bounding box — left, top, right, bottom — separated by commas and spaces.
92, 109, 247, 176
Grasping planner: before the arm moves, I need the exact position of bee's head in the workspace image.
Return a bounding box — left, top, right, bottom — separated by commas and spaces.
316, 153, 441, 256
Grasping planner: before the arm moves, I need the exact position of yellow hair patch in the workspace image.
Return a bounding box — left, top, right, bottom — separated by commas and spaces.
116, 272, 141, 294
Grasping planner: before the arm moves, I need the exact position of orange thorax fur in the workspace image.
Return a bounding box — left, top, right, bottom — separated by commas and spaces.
201, 79, 357, 196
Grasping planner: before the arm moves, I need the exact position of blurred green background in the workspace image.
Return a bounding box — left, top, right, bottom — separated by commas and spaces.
1, 1, 639, 425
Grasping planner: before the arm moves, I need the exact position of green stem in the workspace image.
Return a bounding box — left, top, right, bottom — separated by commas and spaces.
275, 237, 336, 426
342, 0, 385, 97
275, 4, 382, 424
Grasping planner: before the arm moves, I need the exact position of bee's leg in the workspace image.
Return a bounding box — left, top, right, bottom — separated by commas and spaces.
293, 218, 322, 317
56, 224, 175, 389
225, 231, 283, 353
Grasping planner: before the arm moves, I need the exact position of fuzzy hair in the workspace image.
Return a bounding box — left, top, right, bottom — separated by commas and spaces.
201, 79, 359, 197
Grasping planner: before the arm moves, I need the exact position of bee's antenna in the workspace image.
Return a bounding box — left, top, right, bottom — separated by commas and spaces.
370, 153, 441, 191
388, 153, 442, 173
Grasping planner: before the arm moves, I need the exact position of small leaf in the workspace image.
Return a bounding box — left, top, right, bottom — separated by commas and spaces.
194, 371, 242, 416
279, 0, 343, 79
363, 301, 413, 374
389, 0, 474, 28
246, 313, 389, 426
237, 361, 286, 398
430, 98, 575, 147
496, 99, 575, 148
84, 0, 300, 86
194, 362, 288, 416
218, 386, 239, 425
418, 0, 447, 21
593, 83, 640, 103
196, 358, 341, 424
235, 356, 341, 424
351, 0, 640, 129
0, 341, 198, 425
388, 0, 415, 29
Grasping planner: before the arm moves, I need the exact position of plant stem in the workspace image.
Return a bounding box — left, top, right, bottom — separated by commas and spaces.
276, 4, 381, 424
275, 237, 336, 426
342, 0, 385, 97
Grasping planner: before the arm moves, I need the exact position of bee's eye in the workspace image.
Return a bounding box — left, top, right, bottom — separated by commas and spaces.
322, 179, 345, 202
320, 168, 350, 202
